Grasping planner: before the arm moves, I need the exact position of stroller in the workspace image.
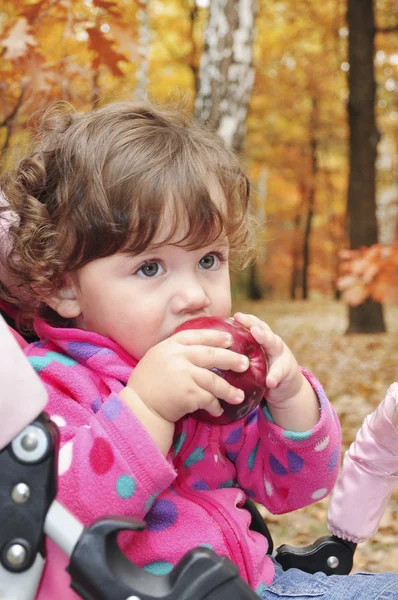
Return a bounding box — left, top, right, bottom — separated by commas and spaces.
1, 313, 398, 600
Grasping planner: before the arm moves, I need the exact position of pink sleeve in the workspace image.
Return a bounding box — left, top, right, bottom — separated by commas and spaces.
0, 316, 47, 449
328, 382, 398, 542
45, 387, 177, 524
233, 369, 341, 514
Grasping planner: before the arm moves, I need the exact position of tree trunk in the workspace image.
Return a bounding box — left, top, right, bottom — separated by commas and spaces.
346, 0, 386, 333
195, 0, 257, 152
90, 71, 100, 106
302, 188, 314, 300
135, 0, 150, 95
247, 262, 263, 300
302, 97, 318, 300
0, 88, 25, 169
186, 0, 200, 94
195, 0, 259, 299
290, 210, 302, 300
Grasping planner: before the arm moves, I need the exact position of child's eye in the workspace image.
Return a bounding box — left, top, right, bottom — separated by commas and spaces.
199, 253, 223, 270
136, 262, 164, 277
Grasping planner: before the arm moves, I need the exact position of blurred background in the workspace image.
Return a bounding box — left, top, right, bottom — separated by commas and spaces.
1, 0, 398, 572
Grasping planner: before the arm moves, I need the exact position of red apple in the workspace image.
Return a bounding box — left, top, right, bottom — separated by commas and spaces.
174, 317, 268, 425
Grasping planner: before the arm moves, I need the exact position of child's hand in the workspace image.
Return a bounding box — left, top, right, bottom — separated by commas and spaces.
126, 328, 249, 424
233, 312, 319, 431
233, 312, 305, 408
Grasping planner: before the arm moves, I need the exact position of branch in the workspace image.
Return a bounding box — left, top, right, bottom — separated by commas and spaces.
32, 0, 63, 24
376, 24, 398, 34
0, 87, 25, 129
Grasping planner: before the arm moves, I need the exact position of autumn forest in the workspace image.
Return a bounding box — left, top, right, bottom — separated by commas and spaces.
1, 0, 398, 329
1, 0, 398, 573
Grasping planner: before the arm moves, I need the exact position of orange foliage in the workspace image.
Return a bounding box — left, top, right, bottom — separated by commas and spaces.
338, 245, 398, 305
87, 28, 128, 76
0, 0, 397, 301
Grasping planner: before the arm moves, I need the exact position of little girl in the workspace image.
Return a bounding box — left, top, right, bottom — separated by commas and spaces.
1, 100, 397, 599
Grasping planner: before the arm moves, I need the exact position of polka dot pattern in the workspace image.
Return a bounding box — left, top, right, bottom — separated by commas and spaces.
51, 415, 66, 427
145, 492, 160, 511
28, 352, 77, 372
256, 582, 267, 596
146, 499, 178, 532
328, 447, 339, 471
312, 487, 327, 500
89, 438, 114, 475
192, 480, 210, 491
58, 441, 73, 476
226, 427, 242, 445
315, 436, 330, 452
173, 432, 186, 457
264, 477, 273, 497
248, 440, 260, 470
116, 474, 136, 499
217, 479, 234, 489
91, 397, 102, 414
67, 341, 105, 360
283, 429, 312, 441
31, 328, 341, 586
261, 403, 274, 423
102, 395, 122, 421
269, 454, 288, 476
226, 451, 238, 462
143, 561, 174, 575
184, 447, 205, 468
245, 410, 258, 426
287, 450, 304, 473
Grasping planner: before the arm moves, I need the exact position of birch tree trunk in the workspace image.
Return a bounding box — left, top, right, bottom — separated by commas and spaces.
195, 0, 257, 153
135, 0, 150, 96
195, 0, 260, 298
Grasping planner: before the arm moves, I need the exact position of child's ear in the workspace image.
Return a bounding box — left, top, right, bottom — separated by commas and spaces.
45, 277, 81, 319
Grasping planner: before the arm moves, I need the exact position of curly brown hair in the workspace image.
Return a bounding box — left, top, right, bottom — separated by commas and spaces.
0, 99, 255, 329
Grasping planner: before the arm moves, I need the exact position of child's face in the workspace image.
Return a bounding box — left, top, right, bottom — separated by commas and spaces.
65, 197, 232, 359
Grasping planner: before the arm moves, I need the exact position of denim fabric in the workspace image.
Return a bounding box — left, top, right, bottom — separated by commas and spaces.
258, 559, 398, 599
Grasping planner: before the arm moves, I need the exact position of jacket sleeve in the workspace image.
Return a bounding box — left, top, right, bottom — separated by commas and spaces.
328, 382, 398, 543
232, 369, 342, 514
32, 364, 177, 525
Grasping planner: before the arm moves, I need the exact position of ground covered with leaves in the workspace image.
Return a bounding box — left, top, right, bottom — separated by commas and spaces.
234, 298, 398, 574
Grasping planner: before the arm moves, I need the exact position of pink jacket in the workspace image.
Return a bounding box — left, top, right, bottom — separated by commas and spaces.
328, 382, 398, 542
24, 320, 341, 598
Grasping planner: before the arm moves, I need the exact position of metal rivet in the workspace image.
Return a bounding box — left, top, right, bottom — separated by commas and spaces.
327, 555, 339, 569
5, 544, 27, 567
11, 483, 31, 504
21, 432, 39, 451
12, 424, 49, 463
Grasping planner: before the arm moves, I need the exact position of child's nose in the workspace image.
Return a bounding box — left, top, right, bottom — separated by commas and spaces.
171, 279, 211, 313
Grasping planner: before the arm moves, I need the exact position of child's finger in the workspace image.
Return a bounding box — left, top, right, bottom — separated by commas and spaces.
266, 366, 284, 389
186, 345, 250, 373
250, 326, 285, 358
196, 393, 224, 417
195, 369, 245, 405
233, 312, 271, 333
172, 328, 233, 348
